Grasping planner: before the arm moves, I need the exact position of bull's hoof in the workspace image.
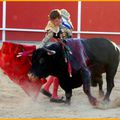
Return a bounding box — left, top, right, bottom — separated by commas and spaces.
41, 88, 52, 98
50, 97, 65, 103
99, 90, 104, 97
64, 99, 71, 105
65, 101, 71, 105
89, 96, 98, 106
95, 100, 110, 109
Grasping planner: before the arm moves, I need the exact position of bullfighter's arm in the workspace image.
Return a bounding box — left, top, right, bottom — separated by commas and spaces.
38, 30, 54, 48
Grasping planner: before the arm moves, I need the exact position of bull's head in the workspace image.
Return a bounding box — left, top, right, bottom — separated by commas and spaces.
28, 46, 58, 82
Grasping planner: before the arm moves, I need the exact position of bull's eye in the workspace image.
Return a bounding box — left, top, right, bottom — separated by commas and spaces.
39, 58, 45, 64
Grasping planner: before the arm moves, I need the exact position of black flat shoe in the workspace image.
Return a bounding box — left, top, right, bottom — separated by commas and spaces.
41, 88, 52, 98
50, 97, 65, 103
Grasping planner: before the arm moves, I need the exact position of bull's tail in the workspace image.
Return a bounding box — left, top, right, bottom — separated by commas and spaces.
116, 45, 120, 61
118, 48, 120, 62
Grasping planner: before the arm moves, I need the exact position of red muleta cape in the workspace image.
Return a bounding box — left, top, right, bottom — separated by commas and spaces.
0, 42, 47, 99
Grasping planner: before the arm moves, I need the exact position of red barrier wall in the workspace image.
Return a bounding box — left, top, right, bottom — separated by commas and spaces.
6, 2, 77, 41
0, 2, 120, 44
81, 2, 120, 44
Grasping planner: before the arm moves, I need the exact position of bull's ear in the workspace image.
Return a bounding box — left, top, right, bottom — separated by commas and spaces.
47, 50, 56, 55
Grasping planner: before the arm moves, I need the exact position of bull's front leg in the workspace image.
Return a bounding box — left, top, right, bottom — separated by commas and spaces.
65, 90, 72, 105
83, 83, 97, 106
81, 67, 97, 106
59, 76, 72, 105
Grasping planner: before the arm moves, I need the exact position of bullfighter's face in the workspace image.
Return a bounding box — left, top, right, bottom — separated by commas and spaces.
51, 18, 62, 27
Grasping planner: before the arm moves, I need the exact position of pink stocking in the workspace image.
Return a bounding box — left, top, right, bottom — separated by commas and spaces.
44, 76, 54, 92
52, 77, 59, 99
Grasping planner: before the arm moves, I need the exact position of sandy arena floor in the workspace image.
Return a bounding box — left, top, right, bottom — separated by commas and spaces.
0, 43, 120, 118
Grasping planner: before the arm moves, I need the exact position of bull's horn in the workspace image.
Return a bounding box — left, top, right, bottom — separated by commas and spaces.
43, 47, 56, 55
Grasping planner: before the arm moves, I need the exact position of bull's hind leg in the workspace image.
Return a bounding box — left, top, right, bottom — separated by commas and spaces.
98, 76, 104, 97
104, 65, 118, 102
91, 74, 104, 97
96, 65, 118, 109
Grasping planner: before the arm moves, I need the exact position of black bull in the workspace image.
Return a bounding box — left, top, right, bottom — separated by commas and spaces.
28, 38, 120, 105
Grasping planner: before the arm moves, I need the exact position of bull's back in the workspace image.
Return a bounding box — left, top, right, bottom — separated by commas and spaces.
83, 38, 120, 65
